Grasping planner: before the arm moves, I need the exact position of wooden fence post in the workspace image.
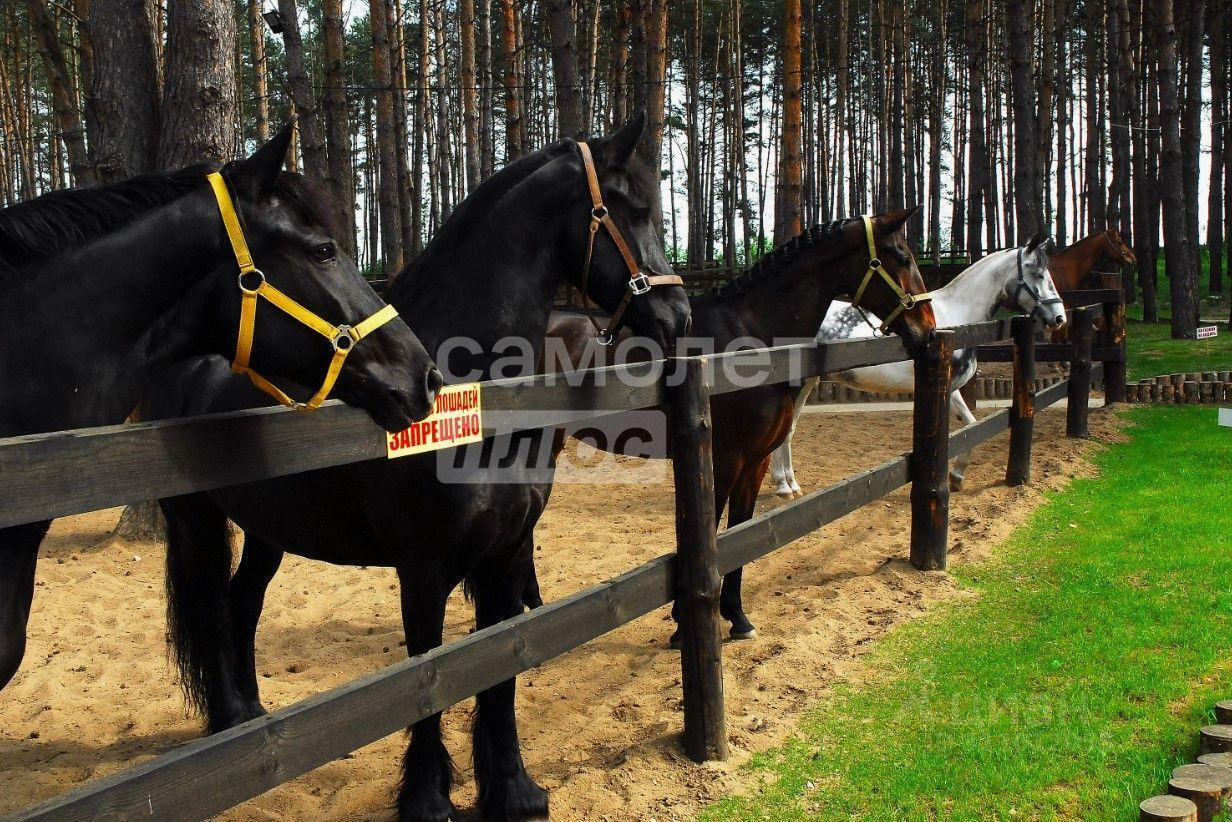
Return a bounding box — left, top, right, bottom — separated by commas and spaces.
910, 330, 954, 571
1066, 307, 1094, 438
1006, 315, 1036, 486
668, 356, 728, 762
1102, 294, 1127, 403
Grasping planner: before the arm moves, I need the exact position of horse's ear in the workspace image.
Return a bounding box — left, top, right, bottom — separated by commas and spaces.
229, 121, 294, 199
1025, 232, 1045, 252
595, 110, 646, 168
876, 205, 920, 235
1045, 236, 1058, 255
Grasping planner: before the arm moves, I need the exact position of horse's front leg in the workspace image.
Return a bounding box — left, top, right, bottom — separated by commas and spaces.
770, 378, 816, 498
469, 558, 548, 821
0, 521, 50, 690
228, 534, 284, 717
395, 567, 455, 822
948, 390, 979, 491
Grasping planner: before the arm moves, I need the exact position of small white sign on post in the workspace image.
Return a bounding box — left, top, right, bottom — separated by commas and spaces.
1197, 325, 1219, 340
386, 383, 483, 458
1220, 408, 1232, 428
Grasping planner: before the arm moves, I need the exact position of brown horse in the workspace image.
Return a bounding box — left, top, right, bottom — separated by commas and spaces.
525, 211, 937, 642
1046, 229, 1136, 342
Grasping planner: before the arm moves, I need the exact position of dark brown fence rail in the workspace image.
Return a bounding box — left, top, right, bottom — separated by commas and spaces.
5, 290, 1124, 822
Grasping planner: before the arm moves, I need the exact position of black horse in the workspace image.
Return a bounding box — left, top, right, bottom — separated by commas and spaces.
146, 114, 690, 821
533, 211, 936, 644
0, 124, 437, 692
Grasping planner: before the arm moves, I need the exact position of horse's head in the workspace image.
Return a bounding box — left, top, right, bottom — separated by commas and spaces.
1104, 229, 1137, 267
558, 112, 691, 352
1004, 234, 1066, 330
209, 124, 440, 432
842, 207, 936, 353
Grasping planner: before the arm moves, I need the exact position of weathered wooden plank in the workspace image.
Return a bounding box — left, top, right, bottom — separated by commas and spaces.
976, 344, 1123, 363
715, 456, 912, 575
12, 553, 678, 822
949, 408, 1011, 457
1061, 288, 1123, 305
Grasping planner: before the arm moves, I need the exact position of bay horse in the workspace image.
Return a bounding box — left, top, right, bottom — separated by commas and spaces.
0, 123, 437, 692
524, 211, 937, 647
769, 237, 1067, 499
1045, 228, 1136, 342
145, 114, 690, 821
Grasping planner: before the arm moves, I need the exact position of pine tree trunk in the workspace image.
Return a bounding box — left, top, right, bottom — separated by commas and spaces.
368, 0, 404, 274
390, 0, 416, 256
478, 0, 495, 178
1007, 0, 1038, 240
159, 0, 237, 167
545, 0, 584, 137
1179, 0, 1203, 277
277, 0, 325, 181
642, 0, 668, 230
776, 0, 803, 243
247, 0, 270, 144
1207, 0, 1225, 295
1153, 0, 1197, 337
965, 0, 986, 254
84, 0, 159, 182
1082, 3, 1104, 232
25, 0, 95, 186
460, 0, 481, 188
500, 0, 523, 160
322, 0, 354, 255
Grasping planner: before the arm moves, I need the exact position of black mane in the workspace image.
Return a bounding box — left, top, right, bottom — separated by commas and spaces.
713, 218, 854, 297
0, 164, 213, 272
0, 164, 340, 276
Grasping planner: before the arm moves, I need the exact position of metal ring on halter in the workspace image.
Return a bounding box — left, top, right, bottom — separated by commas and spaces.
597, 329, 616, 346
331, 326, 355, 352
238, 268, 266, 293
592, 205, 608, 220
868, 258, 882, 270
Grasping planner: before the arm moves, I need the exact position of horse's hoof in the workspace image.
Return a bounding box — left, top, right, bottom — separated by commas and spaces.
774, 488, 794, 499
792, 488, 804, 499
397, 791, 456, 822
729, 627, 757, 640
478, 772, 549, 821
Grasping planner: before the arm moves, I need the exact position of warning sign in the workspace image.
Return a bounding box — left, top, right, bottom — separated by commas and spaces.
386, 383, 483, 458
1197, 325, 1219, 339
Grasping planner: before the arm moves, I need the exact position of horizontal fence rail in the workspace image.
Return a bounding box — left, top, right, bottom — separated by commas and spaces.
4, 291, 1125, 821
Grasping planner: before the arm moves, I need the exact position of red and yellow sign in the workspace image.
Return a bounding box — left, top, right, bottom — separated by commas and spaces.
386, 383, 483, 458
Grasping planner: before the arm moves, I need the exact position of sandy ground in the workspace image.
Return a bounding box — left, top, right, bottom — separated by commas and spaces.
0, 406, 1119, 820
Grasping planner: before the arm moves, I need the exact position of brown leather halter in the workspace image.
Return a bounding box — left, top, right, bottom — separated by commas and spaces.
575, 141, 684, 344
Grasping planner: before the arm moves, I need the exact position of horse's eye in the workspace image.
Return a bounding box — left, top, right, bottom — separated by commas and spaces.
312, 242, 336, 262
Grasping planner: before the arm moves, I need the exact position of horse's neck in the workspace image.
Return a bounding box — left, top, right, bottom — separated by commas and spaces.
393, 219, 559, 377
0, 198, 220, 431
704, 247, 851, 344
932, 253, 1013, 326
1052, 235, 1103, 288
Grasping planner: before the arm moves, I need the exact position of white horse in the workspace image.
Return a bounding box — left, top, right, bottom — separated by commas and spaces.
770, 237, 1068, 496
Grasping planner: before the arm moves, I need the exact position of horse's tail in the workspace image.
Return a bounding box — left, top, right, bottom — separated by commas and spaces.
162, 494, 234, 722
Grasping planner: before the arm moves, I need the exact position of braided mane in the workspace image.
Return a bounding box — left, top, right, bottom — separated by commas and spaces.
713, 218, 853, 296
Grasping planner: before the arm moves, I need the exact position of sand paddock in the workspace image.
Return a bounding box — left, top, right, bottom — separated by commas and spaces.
0, 406, 1115, 820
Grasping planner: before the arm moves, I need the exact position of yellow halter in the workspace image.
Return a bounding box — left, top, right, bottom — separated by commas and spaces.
849, 214, 932, 335
207, 172, 400, 411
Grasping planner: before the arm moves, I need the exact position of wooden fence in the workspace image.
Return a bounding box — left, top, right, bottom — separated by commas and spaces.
3, 289, 1124, 821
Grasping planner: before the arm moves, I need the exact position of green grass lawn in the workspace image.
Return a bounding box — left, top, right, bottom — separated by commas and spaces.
1125, 319, 1232, 380
703, 406, 1232, 821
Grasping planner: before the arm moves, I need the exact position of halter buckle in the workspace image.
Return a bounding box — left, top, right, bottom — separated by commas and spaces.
331, 326, 356, 352
629, 272, 652, 295
238, 268, 266, 294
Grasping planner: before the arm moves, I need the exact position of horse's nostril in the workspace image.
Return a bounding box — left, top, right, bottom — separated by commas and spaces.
424, 365, 445, 396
